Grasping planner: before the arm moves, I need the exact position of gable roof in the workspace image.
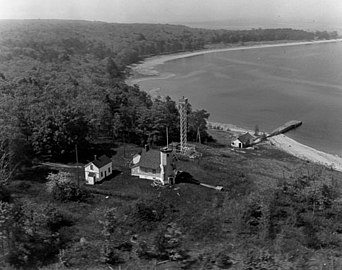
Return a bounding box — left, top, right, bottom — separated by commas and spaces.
238, 133, 254, 144
92, 155, 112, 168
137, 149, 160, 169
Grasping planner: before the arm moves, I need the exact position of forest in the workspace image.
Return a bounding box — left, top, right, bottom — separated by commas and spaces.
1, 20, 335, 165
0, 20, 341, 269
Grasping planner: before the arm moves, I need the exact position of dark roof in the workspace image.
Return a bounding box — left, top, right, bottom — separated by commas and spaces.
92, 155, 112, 168
238, 133, 254, 144
138, 149, 160, 169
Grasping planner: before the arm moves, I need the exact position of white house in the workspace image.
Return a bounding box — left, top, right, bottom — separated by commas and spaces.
84, 155, 112, 185
231, 132, 255, 148
131, 146, 176, 185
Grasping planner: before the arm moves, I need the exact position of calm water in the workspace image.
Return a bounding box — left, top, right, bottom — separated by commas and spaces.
136, 42, 342, 156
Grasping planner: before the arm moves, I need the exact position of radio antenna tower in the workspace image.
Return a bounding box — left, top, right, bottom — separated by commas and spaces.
178, 97, 188, 153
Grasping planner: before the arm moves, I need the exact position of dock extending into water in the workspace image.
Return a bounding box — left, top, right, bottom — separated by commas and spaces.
268, 120, 302, 137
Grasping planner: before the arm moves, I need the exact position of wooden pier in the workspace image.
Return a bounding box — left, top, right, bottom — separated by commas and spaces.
268, 120, 302, 137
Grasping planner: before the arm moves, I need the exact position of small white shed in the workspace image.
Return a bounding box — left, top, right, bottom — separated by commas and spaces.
84, 155, 112, 185
231, 132, 255, 148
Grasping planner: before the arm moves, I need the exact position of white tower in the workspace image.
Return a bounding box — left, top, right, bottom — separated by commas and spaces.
178, 97, 188, 153
160, 147, 174, 184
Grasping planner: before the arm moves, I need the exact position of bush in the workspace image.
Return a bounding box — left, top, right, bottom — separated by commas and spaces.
216, 252, 234, 269
100, 242, 124, 265
60, 242, 101, 268
243, 249, 277, 270
46, 172, 72, 193
136, 241, 156, 259
0, 185, 11, 202
269, 177, 342, 249
189, 214, 222, 241
5, 202, 74, 268
52, 182, 91, 202
135, 200, 166, 222
154, 223, 187, 261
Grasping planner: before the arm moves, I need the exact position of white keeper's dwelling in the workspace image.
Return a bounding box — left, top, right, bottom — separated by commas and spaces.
131, 146, 176, 185
231, 132, 255, 148
84, 155, 112, 185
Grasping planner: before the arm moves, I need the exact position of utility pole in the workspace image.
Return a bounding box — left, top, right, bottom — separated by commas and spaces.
166, 126, 169, 147
123, 132, 126, 158
75, 144, 79, 187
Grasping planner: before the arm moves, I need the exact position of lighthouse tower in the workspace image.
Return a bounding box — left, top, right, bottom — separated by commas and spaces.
160, 147, 175, 185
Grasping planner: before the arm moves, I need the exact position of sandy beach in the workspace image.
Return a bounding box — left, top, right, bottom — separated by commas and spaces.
209, 121, 342, 172
128, 38, 342, 85
269, 134, 342, 172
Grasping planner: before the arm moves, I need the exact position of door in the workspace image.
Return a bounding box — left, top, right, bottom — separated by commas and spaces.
88, 176, 95, 185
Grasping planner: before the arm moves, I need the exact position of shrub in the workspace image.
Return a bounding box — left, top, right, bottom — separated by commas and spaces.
60, 242, 101, 268
5, 202, 74, 268
154, 223, 187, 261
45, 206, 73, 232
136, 241, 156, 259
189, 214, 222, 241
100, 241, 124, 265
0, 185, 11, 202
46, 172, 72, 193
216, 252, 234, 269
52, 182, 91, 202
243, 249, 277, 270
135, 200, 166, 222
270, 177, 342, 249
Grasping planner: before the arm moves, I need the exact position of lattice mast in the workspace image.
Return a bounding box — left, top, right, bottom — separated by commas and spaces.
178, 97, 188, 153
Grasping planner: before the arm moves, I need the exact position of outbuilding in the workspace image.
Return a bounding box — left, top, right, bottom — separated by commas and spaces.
231, 132, 255, 148
84, 155, 112, 185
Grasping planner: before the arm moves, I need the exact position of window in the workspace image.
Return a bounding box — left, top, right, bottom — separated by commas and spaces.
108, 167, 111, 173
101, 172, 103, 177
152, 169, 156, 174
90, 164, 93, 170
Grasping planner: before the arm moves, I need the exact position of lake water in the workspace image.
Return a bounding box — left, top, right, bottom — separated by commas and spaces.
135, 42, 342, 156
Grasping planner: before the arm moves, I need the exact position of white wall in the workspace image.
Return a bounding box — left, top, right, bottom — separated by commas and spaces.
84, 161, 113, 184
231, 139, 242, 148
84, 163, 99, 184
98, 162, 112, 181
131, 166, 162, 181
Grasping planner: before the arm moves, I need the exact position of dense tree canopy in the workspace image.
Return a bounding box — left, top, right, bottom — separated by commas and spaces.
0, 20, 337, 163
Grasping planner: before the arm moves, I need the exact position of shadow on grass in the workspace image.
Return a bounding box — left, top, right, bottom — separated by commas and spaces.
15, 166, 59, 183
95, 169, 122, 185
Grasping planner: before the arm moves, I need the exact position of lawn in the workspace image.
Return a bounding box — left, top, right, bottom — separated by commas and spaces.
5, 132, 342, 269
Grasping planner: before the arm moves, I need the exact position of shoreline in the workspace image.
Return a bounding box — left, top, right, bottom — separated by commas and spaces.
128, 39, 342, 172
127, 38, 342, 85
209, 121, 342, 172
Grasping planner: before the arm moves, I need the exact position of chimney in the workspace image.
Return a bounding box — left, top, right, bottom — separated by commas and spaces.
94, 155, 97, 160
145, 144, 150, 152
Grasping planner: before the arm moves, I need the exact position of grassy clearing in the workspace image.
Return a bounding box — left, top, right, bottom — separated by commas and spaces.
5, 132, 342, 269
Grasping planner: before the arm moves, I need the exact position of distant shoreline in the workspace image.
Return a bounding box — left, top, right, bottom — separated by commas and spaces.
127, 38, 342, 85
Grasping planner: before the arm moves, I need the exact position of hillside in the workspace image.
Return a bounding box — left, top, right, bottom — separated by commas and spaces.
2, 129, 342, 269
0, 20, 342, 269
0, 19, 336, 72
